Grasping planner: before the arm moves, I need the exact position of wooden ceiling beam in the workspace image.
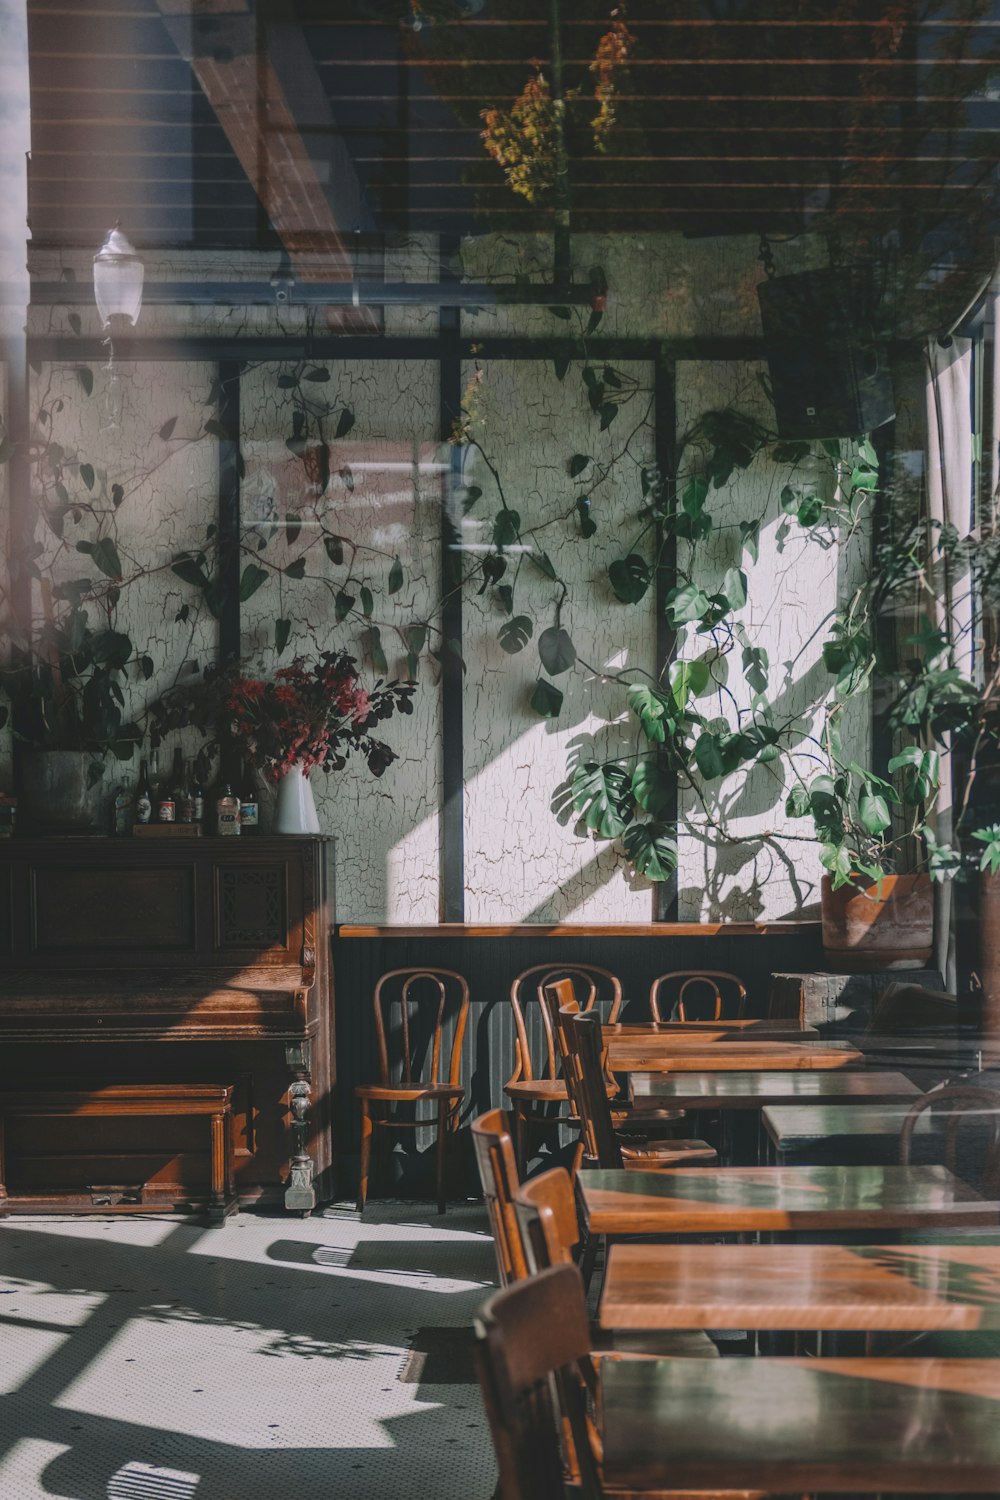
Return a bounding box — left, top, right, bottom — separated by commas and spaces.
154, 0, 377, 331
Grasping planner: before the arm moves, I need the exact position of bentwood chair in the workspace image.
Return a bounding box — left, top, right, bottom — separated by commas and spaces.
505, 965, 623, 1171
475, 1265, 758, 1500
355, 967, 469, 1215
649, 970, 747, 1023
471, 1107, 528, 1286
567, 1010, 717, 1172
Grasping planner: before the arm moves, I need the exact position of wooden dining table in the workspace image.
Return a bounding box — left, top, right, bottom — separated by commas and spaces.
761, 1102, 936, 1164
576, 1164, 1000, 1235
629, 1068, 922, 1110
599, 1241, 1000, 1331
608, 1038, 863, 1072
608, 1019, 819, 1039
600, 1355, 1000, 1493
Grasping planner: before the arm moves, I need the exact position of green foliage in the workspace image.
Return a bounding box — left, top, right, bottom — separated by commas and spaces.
973, 826, 1000, 876
530, 678, 563, 718
571, 760, 633, 838
623, 821, 678, 880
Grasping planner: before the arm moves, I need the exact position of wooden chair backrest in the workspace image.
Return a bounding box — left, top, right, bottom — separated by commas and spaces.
508, 965, 622, 1084
513, 1167, 579, 1273
471, 1108, 528, 1286
474, 1263, 600, 1500
569, 1010, 624, 1170
899, 1083, 1000, 1193
650, 969, 748, 1023
543, 981, 583, 1111
372, 967, 470, 1088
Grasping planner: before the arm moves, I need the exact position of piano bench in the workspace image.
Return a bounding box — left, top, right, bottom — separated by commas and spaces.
0, 1083, 238, 1223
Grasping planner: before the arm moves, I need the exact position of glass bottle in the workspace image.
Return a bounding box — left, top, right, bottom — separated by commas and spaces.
239, 767, 259, 836
179, 761, 196, 825
215, 783, 240, 836
135, 761, 152, 825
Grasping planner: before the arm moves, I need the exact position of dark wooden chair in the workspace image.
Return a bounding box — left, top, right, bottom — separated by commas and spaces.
649, 970, 747, 1023
513, 1166, 719, 1358
899, 1081, 1000, 1192
471, 1107, 528, 1286
505, 964, 623, 1171
475, 1264, 760, 1500
568, 1010, 717, 1172
355, 966, 469, 1215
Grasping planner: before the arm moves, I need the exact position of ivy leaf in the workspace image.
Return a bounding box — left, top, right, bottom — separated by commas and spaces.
608, 554, 650, 604
569, 454, 591, 477
785, 785, 811, 819
664, 583, 710, 625
548, 305, 572, 320
111, 483, 124, 508
360, 585, 373, 618
576, 496, 597, 538
627, 684, 676, 744
496, 584, 514, 614
859, 789, 892, 835
530, 677, 564, 718
83, 537, 122, 580
139, 654, 155, 681
171, 557, 208, 588
274, 618, 291, 654
285, 558, 307, 580
304, 366, 330, 383
797, 495, 824, 527
553, 356, 570, 381
668, 658, 709, 711
237, 564, 267, 601
479, 553, 507, 594
623, 821, 679, 881
388, 556, 404, 594
406, 624, 427, 657
742, 645, 769, 695
498, 615, 533, 654
461, 484, 483, 514
335, 589, 355, 622
722, 567, 748, 611
285, 514, 302, 546
335, 407, 356, 439
780, 484, 800, 516
68, 311, 82, 336
571, 760, 634, 839
631, 759, 674, 817
323, 535, 344, 566
739, 520, 760, 564
79, 462, 95, 490
493, 509, 521, 548
158, 416, 178, 441
694, 733, 726, 780
277, 373, 299, 390
364, 625, 388, 675
599, 401, 619, 431
530, 550, 558, 581
76, 366, 94, 396
681, 477, 709, 518
538, 626, 576, 675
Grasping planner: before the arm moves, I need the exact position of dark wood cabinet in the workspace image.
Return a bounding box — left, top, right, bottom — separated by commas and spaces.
0, 835, 333, 1214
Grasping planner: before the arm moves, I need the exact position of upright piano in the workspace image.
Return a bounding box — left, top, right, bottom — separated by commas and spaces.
0, 834, 333, 1214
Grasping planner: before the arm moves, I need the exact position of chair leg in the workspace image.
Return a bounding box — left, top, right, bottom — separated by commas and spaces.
435, 1098, 450, 1215
579, 1230, 600, 1296
357, 1098, 373, 1214
513, 1106, 529, 1176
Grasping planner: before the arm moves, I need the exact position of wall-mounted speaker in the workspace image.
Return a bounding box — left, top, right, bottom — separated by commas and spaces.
757, 267, 895, 440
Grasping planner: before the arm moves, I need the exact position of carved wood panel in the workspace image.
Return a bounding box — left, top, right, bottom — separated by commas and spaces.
215, 863, 288, 951
31, 865, 196, 950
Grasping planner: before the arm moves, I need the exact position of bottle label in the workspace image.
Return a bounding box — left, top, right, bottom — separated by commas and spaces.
158, 798, 176, 823
193, 794, 204, 822
179, 797, 196, 824
217, 809, 240, 836
240, 803, 259, 828
135, 795, 152, 824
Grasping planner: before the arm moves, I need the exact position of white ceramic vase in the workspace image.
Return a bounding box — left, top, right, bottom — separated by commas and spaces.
273, 763, 320, 835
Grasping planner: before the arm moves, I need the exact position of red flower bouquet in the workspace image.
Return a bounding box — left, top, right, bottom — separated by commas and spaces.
225, 652, 414, 782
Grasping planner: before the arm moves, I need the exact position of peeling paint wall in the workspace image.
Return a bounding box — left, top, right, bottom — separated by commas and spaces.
7, 230, 872, 922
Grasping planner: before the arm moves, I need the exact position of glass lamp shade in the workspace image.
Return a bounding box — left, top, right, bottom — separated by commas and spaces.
93, 226, 144, 327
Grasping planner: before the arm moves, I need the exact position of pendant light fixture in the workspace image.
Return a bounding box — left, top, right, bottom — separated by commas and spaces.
93, 223, 144, 328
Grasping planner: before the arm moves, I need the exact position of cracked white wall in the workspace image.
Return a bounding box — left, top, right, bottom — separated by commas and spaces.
239, 359, 442, 923
460, 357, 656, 923
26, 359, 219, 809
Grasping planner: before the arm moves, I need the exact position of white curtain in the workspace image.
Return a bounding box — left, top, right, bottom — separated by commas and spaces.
924, 336, 973, 988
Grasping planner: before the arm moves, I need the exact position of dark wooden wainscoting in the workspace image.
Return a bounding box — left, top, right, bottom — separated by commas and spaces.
332, 923, 821, 1199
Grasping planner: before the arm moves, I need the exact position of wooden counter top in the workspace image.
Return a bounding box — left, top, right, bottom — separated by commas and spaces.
337, 921, 821, 938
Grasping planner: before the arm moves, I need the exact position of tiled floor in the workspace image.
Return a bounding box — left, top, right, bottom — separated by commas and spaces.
0, 1203, 499, 1500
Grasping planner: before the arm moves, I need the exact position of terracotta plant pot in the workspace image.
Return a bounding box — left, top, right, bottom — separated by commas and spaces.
821, 872, 934, 973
